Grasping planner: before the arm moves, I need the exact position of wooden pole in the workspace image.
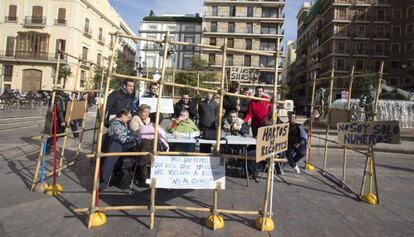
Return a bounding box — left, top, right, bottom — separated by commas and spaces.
261, 157, 273, 231
342, 66, 355, 186
152, 32, 169, 154
215, 38, 227, 152
73, 98, 90, 161
87, 32, 118, 228
322, 68, 335, 175
172, 68, 176, 98
92, 71, 105, 153
150, 178, 156, 229
306, 72, 317, 168
57, 60, 81, 176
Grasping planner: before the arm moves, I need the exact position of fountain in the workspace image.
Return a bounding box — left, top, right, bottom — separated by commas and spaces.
332, 99, 414, 128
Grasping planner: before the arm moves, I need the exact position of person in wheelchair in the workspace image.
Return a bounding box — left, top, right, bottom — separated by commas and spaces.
134, 113, 169, 187
99, 109, 137, 190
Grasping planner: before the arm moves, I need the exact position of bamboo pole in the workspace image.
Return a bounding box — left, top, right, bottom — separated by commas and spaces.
52, 88, 101, 93
30, 138, 46, 191
306, 73, 317, 169
73, 97, 90, 161
87, 32, 118, 228
91, 71, 105, 153
150, 178, 157, 229
310, 135, 368, 155
215, 38, 227, 152
342, 66, 355, 186
172, 68, 176, 98
322, 69, 335, 175
261, 157, 273, 231
59, 50, 103, 68
57, 60, 81, 176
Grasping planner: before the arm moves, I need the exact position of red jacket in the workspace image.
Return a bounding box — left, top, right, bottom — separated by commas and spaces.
243, 95, 272, 127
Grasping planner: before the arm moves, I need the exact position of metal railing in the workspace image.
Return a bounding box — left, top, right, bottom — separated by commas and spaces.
0, 51, 67, 62
24, 16, 46, 26
4, 16, 18, 22
54, 19, 67, 25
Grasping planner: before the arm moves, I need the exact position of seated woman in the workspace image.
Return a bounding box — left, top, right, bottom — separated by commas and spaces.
167, 109, 199, 152
99, 109, 136, 190
137, 113, 169, 152
129, 104, 151, 135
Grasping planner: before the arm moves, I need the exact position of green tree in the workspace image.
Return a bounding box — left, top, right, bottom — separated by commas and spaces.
58, 65, 72, 89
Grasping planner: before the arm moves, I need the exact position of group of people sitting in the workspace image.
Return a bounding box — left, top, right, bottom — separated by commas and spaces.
99, 79, 308, 190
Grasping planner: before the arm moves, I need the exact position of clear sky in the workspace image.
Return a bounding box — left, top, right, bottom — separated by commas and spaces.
108, 0, 308, 45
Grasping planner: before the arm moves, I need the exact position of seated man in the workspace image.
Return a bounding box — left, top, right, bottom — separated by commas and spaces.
286, 111, 307, 174
223, 110, 249, 136
99, 110, 136, 190
173, 90, 197, 120
167, 109, 199, 152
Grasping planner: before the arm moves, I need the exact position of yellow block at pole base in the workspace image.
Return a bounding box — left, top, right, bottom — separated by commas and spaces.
361, 193, 377, 205
206, 215, 224, 230
306, 164, 315, 171
46, 184, 63, 196
33, 183, 49, 193
256, 217, 275, 232
90, 211, 107, 227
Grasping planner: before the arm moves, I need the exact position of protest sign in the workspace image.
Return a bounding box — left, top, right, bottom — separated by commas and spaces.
341, 91, 349, 100
284, 100, 294, 112
43, 110, 54, 135
337, 121, 400, 146
150, 156, 225, 189
229, 66, 250, 82
65, 100, 87, 121
256, 123, 289, 162
139, 97, 174, 113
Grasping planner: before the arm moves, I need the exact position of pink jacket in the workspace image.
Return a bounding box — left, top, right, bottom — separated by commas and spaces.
137, 123, 169, 151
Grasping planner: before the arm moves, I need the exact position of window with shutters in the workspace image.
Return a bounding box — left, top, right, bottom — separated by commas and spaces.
56, 8, 66, 24
82, 47, 88, 61
31, 6, 44, 24
6, 37, 15, 56
244, 55, 251, 66
4, 65, 13, 82
6, 5, 17, 22
55, 39, 66, 59
97, 53, 102, 66
99, 28, 103, 41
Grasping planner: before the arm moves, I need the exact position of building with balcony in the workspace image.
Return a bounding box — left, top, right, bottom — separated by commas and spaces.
0, 0, 136, 92
288, 0, 414, 113
138, 13, 203, 71
201, 0, 285, 84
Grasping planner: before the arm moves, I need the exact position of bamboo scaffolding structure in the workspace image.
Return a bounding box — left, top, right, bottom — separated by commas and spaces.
322, 69, 335, 175
52, 88, 101, 93
87, 32, 119, 228
310, 135, 368, 155
57, 60, 81, 176
342, 66, 355, 187
30, 51, 62, 191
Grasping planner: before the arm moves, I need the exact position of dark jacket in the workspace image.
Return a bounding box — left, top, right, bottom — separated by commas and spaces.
288, 123, 308, 145
238, 98, 249, 119
174, 100, 198, 119
54, 95, 66, 126
223, 95, 238, 115
198, 99, 218, 129
106, 87, 134, 126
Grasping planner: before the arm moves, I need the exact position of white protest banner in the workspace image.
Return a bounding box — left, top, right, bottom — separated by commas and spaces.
284, 100, 294, 112
256, 123, 289, 162
229, 66, 250, 82
139, 97, 174, 113
337, 121, 400, 147
151, 156, 225, 189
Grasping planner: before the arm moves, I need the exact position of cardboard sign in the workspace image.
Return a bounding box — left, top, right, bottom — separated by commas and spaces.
278, 109, 288, 117
150, 156, 225, 189
328, 108, 351, 127
43, 110, 54, 135
256, 123, 290, 162
65, 100, 87, 121
229, 66, 250, 82
139, 97, 174, 113
284, 100, 294, 112
337, 121, 400, 147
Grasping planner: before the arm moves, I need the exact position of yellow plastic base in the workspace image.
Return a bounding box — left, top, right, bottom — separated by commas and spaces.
255, 217, 275, 231
206, 215, 224, 230
306, 164, 315, 171
90, 211, 107, 228
46, 184, 63, 196
361, 193, 377, 205
33, 183, 49, 193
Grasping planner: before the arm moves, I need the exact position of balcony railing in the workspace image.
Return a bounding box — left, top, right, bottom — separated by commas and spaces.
24, 16, 46, 26
0, 51, 67, 62
204, 12, 283, 19
4, 16, 18, 22
54, 19, 67, 25
98, 36, 106, 45
84, 28, 93, 38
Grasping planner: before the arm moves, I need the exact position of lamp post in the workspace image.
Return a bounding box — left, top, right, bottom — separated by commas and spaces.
136, 56, 147, 97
